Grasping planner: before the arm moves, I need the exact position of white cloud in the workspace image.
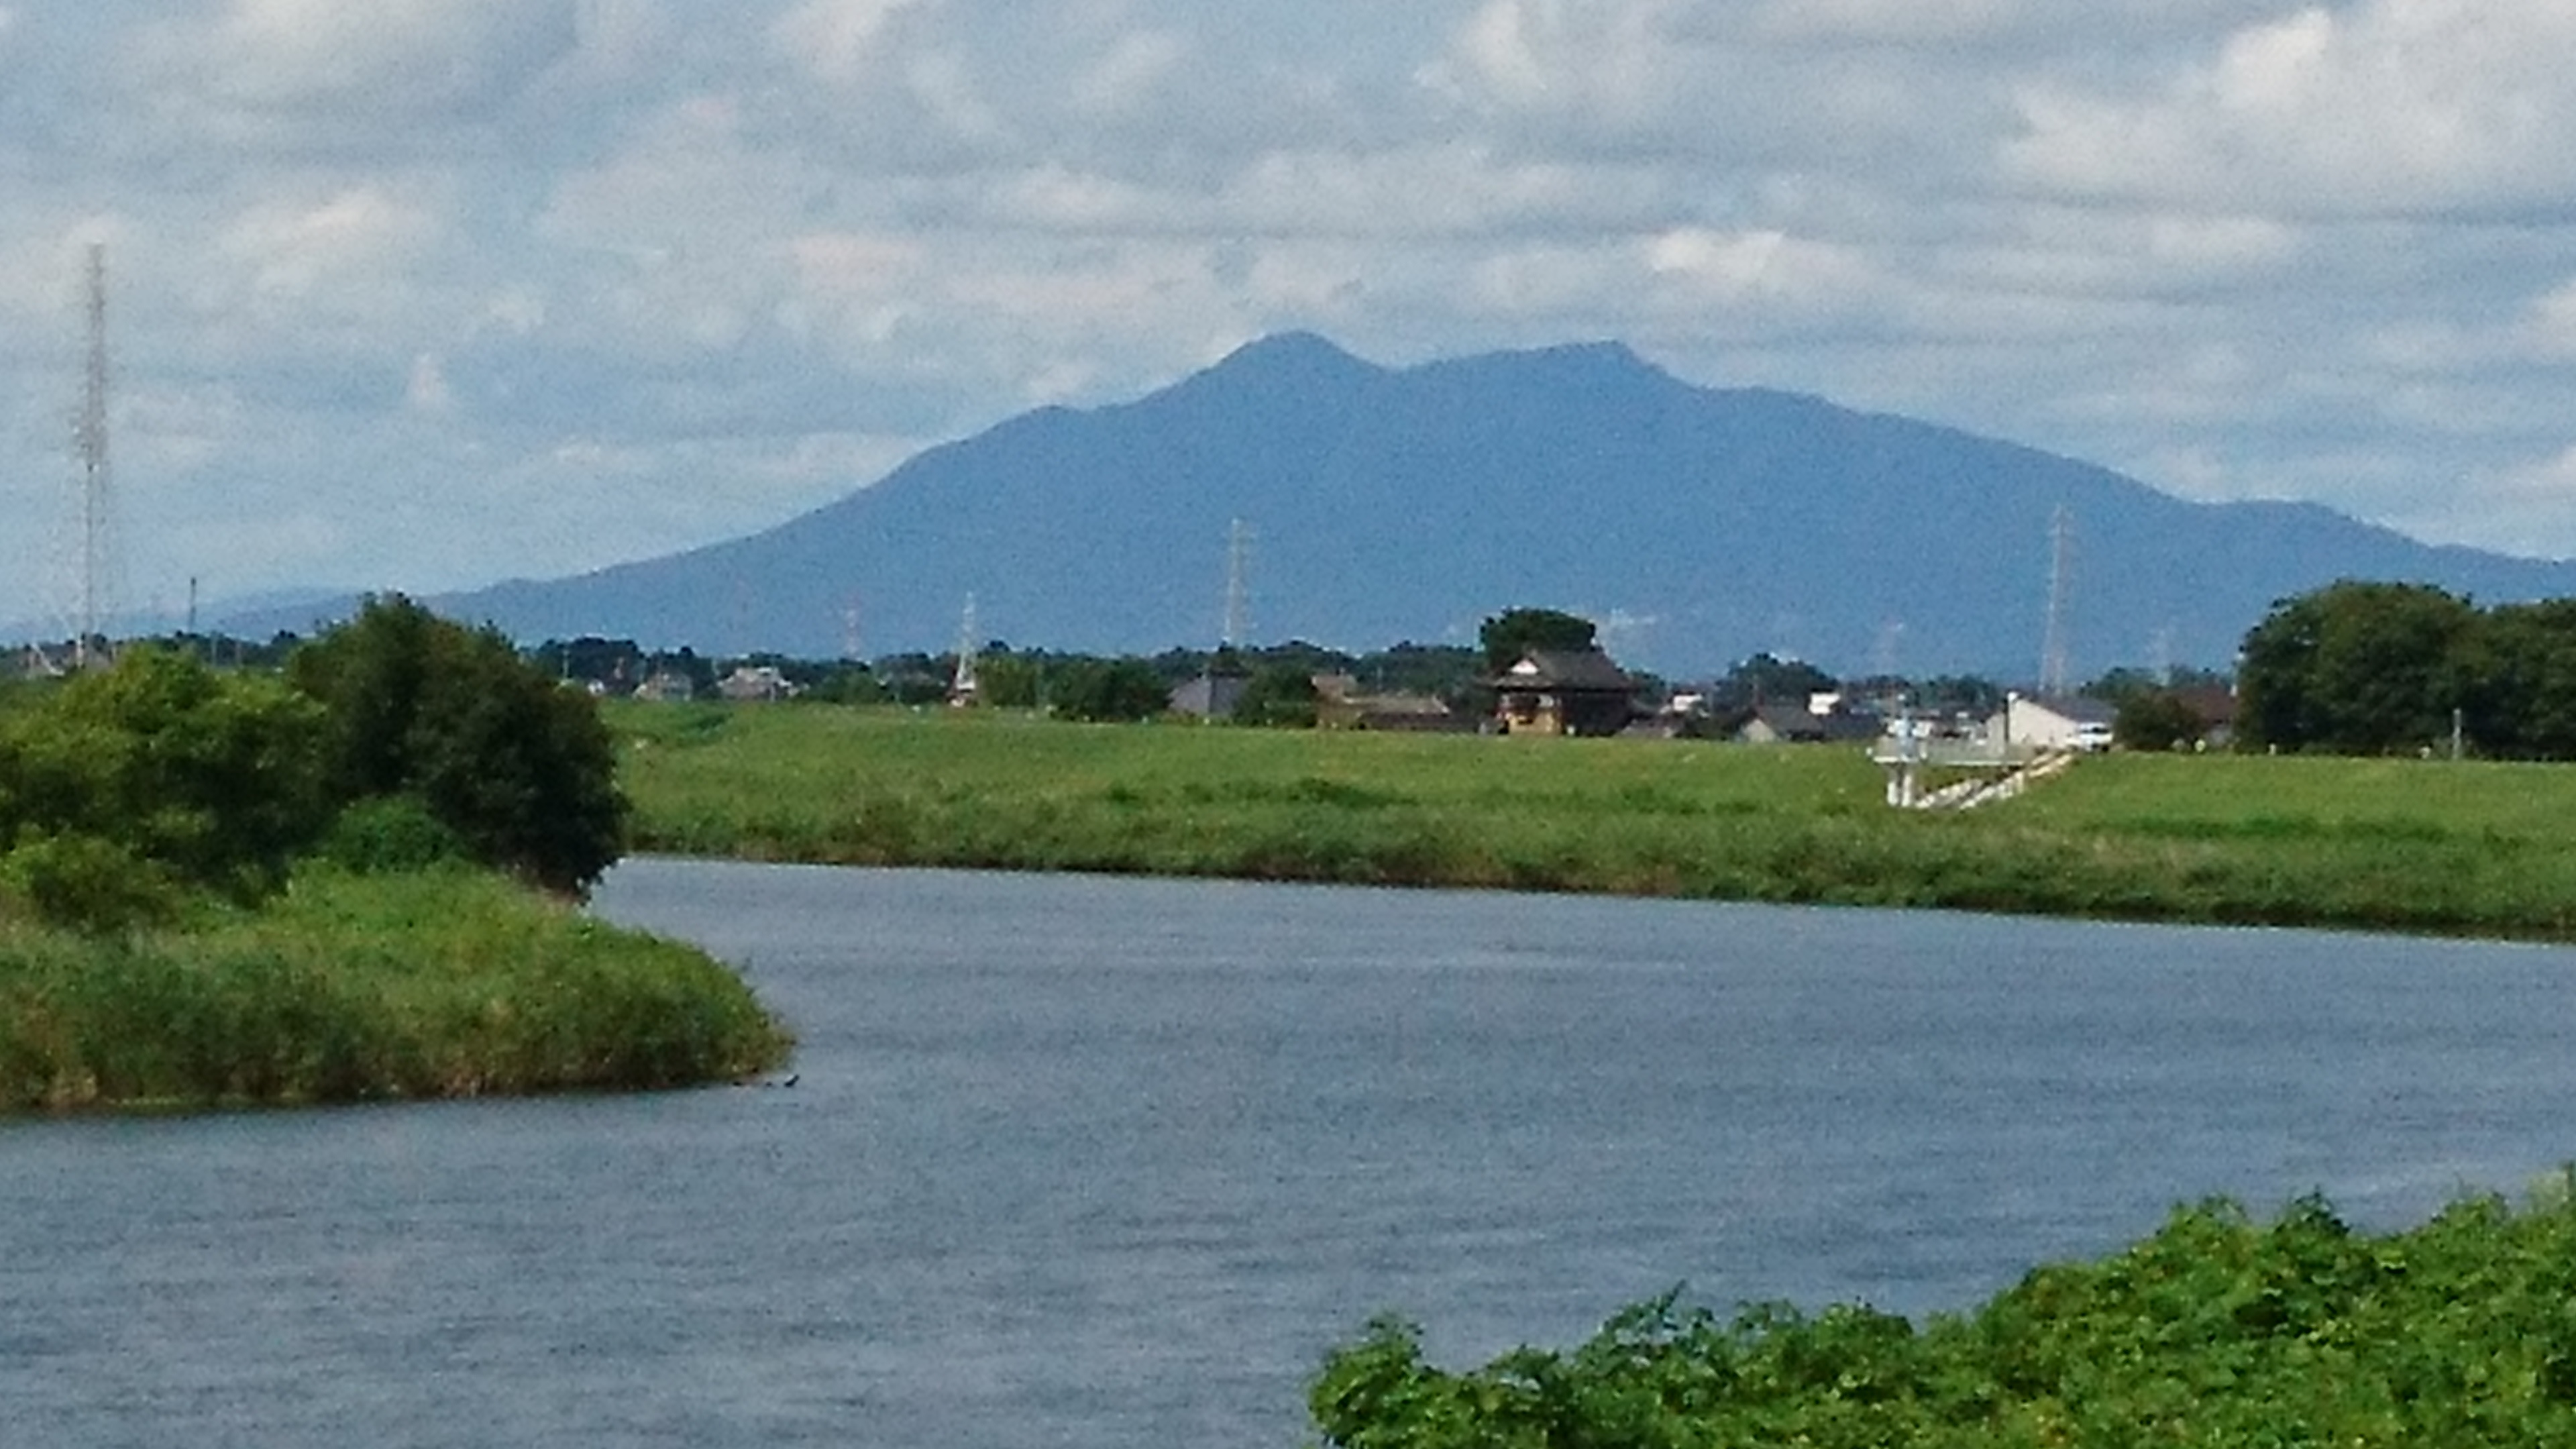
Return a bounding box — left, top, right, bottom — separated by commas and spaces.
164, 0, 580, 121
223, 188, 441, 300
2530, 278, 2576, 357
2005, 0, 2576, 215
771, 0, 938, 84
5, 1, 2576, 631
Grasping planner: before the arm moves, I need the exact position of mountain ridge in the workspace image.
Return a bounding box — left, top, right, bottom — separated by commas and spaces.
215, 333, 2576, 678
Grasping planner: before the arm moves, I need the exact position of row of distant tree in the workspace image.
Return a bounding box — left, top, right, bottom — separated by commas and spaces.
18, 608, 2216, 733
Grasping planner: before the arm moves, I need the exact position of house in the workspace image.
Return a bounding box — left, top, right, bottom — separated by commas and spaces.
1167, 671, 1250, 720
1992, 693, 2117, 750
630, 669, 698, 703
1311, 674, 1472, 732
1735, 702, 1882, 746
1493, 648, 1636, 737
2171, 685, 2239, 749
717, 665, 799, 702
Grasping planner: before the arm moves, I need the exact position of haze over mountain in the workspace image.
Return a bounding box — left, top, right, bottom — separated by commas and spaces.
239, 333, 2576, 680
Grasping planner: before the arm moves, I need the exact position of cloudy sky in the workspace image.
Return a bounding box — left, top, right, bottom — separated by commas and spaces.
5, 0, 2575, 636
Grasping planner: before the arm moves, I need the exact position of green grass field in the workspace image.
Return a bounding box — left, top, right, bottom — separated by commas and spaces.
612, 703, 2576, 941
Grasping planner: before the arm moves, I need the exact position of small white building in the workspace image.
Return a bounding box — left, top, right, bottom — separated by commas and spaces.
1991, 692, 2116, 751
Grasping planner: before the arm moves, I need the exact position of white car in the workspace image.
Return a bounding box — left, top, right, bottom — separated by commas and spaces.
2070, 722, 2115, 752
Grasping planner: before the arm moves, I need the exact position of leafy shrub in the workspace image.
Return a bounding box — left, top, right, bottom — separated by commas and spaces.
0, 834, 190, 933
0, 647, 330, 917
1313, 1189, 2576, 1448
311, 794, 470, 875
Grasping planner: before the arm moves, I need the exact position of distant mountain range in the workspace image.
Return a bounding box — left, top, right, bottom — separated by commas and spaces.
221, 332, 2576, 678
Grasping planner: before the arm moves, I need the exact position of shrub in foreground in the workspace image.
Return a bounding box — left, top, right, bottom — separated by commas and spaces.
1313, 1187, 2576, 1448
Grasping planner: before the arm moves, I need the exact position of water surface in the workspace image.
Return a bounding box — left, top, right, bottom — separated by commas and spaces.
6, 860, 2573, 1446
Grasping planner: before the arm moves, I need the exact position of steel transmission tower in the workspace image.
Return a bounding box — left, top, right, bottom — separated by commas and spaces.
2037, 504, 2074, 696
948, 593, 979, 705
72, 244, 116, 669
1222, 518, 1252, 649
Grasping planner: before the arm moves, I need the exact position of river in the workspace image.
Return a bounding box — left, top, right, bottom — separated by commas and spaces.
6, 859, 2575, 1446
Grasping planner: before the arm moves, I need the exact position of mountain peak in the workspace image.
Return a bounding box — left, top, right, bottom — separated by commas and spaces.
1201, 330, 1379, 384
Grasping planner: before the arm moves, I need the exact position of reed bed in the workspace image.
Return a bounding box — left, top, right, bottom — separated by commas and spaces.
0, 867, 792, 1112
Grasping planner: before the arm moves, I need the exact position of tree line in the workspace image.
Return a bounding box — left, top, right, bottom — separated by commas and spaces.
2237, 580, 2576, 757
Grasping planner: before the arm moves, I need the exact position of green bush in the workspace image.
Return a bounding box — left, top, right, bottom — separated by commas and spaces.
312, 794, 470, 875
1312, 1188, 2576, 1448
0, 647, 330, 913
0, 833, 190, 933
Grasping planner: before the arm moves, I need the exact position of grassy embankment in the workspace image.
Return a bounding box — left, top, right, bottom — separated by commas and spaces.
0, 867, 792, 1113
1311, 1184, 2576, 1447
615, 702, 2576, 941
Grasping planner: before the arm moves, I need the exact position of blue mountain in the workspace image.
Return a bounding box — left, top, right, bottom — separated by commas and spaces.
381, 333, 2576, 677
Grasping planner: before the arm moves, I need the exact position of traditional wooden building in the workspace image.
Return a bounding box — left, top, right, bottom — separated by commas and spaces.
1493, 648, 1636, 737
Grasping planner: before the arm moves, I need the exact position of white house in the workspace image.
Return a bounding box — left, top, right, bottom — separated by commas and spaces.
1992, 693, 2117, 751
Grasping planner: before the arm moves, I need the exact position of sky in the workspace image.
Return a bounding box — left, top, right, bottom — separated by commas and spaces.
5, 0, 2575, 639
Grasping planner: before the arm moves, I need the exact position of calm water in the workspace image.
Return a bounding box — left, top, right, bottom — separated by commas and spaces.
7, 859, 2576, 1446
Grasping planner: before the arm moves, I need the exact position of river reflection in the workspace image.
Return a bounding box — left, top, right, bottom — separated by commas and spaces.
5, 860, 2575, 1448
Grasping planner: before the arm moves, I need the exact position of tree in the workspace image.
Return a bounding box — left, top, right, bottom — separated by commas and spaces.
1046, 657, 1170, 722
1717, 652, 1837, 710
2112, 690, 2208, 752
2238, 582, 2477, 753
2460, 600, 2576, 759
1479, 608, 1598, 672
1232, 665, 1320, 728
290, 596, 627, 895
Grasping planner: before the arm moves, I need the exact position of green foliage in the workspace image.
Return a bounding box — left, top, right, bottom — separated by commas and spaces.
0, 867, 792, 1112
2463, 598, 2576, 759
290, 596, 628, 894
1313, 1187, 2576, 1447
311, 794, 471, 875
0, 833, 189, 933
2110, 690, 2207, 751
1480, 608, 1600, 672
0, 647, 331, 922
1046, 656, 1171, 722
1233, 665, 1322, 728
1718, 651, 1838, 709
2239, 581, 2477, 753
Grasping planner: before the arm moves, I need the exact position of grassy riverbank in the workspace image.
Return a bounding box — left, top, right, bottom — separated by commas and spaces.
0, 867, 792, 1112
614, 702, 2576, 941
1313, 1184, 2576, 1447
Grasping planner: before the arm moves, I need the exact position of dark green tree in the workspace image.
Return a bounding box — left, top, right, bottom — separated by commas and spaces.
1232, 665, 1321, 728
2461, 600, 2576, 759
975, 652, 1044, 710
1479, 608, 1599, 672
290, 596, 627, 894
1046, 657, 1170, 722
2237, 581, 2477, 753
1717, 651, 1837, 709
2112, 690, 2208, 752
